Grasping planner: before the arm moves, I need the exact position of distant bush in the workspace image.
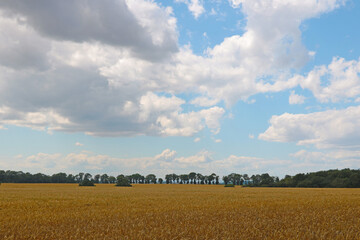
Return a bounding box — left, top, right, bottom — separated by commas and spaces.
224, 184, 235, 187
79, 179, 95, 186
116, 175, 132, 187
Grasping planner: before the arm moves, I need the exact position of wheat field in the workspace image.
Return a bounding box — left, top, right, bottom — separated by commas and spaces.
0, 184, 359, 239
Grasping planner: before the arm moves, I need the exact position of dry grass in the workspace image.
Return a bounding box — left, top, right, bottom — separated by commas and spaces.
1, 184, 360, 239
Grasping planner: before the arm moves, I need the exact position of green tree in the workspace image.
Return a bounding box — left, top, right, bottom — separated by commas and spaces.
93, 174, 100, 184
79, 178, 95, 186
189, 172, 196, 184
78, 172, 85, 181
116, 175, 132, 187
84, 173, 92, 181
100, 174, 109, 183
165, 174, 172, 184
108, 176, 116, 184
145, 174, 157, 184
222, 176, 229, 185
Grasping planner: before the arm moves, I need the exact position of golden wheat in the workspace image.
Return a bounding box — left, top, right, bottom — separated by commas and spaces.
0, 184, 359, 239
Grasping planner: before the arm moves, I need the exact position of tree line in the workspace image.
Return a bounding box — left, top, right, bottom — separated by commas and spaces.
0, 169, 360, 188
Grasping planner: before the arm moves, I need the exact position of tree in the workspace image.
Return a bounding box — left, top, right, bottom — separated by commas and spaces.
145, 174, 157, 184
180, 174, 188, 184
84, 173, 92, 181
207, 174, 215, 185
51, 173, 67, 183
79, 178, 95, 186
199, 174, 205, 184
78, 172, 85, 182
243, 174, 249, 185
189, 172, 196, 184
228, 173, 237, 185
158, 178, 163, 184
250, 174, 261, 186
0, 170, 5, 183
165, 174, 172, 184
66, 174, 75, 183
260, 173, 274, 186
108, 176, 116, 184
116, 175, 132, 187
100, 174, 109, 184
173, 174, 179, 184
222, 176, 229, 185
93, 174, 100, 184
196, 173, 203, 184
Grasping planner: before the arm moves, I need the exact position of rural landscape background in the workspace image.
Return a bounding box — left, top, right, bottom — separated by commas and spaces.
1, 0, 360, 239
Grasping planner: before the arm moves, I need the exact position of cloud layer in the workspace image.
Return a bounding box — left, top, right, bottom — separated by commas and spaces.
0, 149, 330, 177
259, 106, 360, 149
0, 0, 348, 138
294, 57, 360, 103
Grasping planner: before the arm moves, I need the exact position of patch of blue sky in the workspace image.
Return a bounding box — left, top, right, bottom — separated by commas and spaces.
0, 125, 209, 161
301, 0, 360, 69
172, 1, 246, 55
0, 125, 73, 158
204, 91, 305, 157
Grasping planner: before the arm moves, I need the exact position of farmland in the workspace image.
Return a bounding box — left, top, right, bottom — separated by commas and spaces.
1, 184, 360, 239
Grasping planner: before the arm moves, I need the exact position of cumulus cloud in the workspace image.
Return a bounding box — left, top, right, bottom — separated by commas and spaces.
169, 0, 345, 106
259, 105, 360, 149
190, 97, 219, 107
292, 57, 360, 103
0, 0, 346, 138
290, 149, 360, 171
75, 142, 84, 147
176, 0, 205, 19
0, 0, 178, 60
289, 90, 306, 104
175, 150, 211, 163
155, 149, 177, 161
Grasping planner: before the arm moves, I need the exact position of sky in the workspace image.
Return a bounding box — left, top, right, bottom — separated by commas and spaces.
0, 0, 360, 177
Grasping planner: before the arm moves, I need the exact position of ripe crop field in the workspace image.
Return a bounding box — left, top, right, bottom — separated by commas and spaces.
0, 184, 360, 239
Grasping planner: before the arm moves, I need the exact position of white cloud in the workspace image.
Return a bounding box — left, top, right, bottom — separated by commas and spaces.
176, 0, 205, 19
175, 150, 211, 163
0, 106, 71, 131
0, 0, 347, 138
0, 150, 275, 176
75, 142, 84, 147
259, 105, 360, 149
1, 150, 214, 175
214, 139, 222, 143
229, 0, 242, 8
292, 57, 360, 103
290, 149, 360, 171
2, 148, 358, 177
248, 134, 254, 139
289, 90, 306, 104
190, 97, 219, 107
194, 137, 201, 142
0, 0, 178, 60
155, 149, 177, 161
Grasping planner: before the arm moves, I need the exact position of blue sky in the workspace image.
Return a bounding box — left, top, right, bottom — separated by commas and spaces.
0, 0, 359, 177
